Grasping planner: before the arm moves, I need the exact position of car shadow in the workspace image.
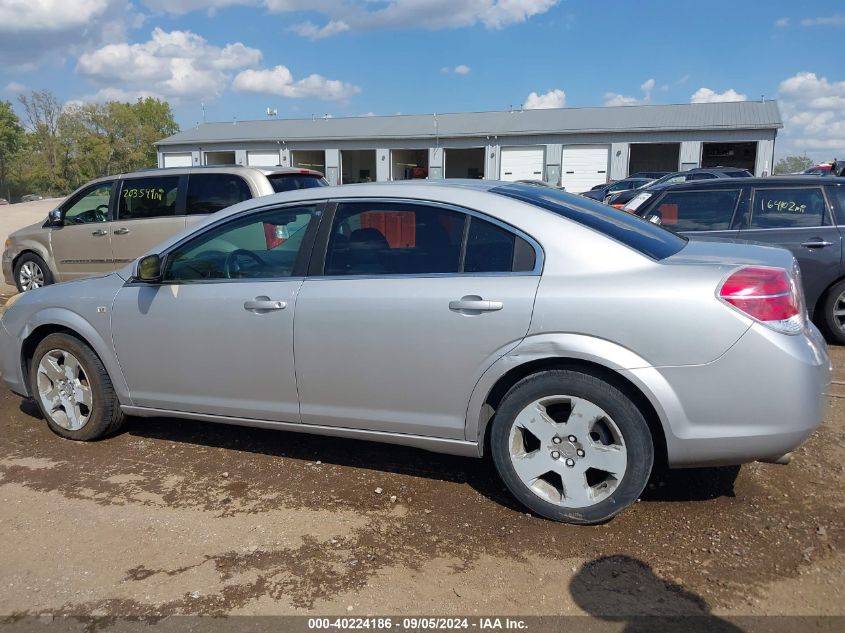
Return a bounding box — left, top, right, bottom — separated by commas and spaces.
18, 400, 740, 512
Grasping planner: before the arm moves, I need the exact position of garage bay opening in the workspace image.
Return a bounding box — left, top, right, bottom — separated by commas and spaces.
291, 150, 326, 173
701, 142, 757, 172
391, 149, 429, 180
341, 150, 377, 183
444, 148, 485, 179
628, 143, 680, 174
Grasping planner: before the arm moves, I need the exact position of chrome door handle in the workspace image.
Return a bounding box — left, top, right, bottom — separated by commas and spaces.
244, 299, 287, 311
91, 229, 108, 236
801, 240, 833, 248
449, 296, 504, 313
113, 228, 130, 235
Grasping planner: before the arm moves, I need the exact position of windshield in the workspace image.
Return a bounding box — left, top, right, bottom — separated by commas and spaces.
492, 183, 686, 260
267, 174, 329, 193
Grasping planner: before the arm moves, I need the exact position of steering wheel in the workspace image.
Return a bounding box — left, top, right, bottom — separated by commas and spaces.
94, 204, 109, 222
224, 249, 265, 278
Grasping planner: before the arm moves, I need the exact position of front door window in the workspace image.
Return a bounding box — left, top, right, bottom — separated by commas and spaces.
62, 183, 113, 225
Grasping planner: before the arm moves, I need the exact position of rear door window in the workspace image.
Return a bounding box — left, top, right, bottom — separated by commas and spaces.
118, 176, 180, 220
749, 187, 827, 229
650, 189, 741, 231
186, 173, 251, 215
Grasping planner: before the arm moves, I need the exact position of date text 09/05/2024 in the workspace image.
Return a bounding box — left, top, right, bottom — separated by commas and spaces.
307, 618, 528, 630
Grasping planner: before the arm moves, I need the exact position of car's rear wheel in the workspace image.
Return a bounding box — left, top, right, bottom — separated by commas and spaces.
490, 370, 653, 524
14, 253, 53, 292
29, 333, 124, 441
821, 279, 845, 345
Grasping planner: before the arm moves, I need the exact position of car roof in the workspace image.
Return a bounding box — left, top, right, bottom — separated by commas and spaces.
85, 165, 325, 184
658, 176, 845, 190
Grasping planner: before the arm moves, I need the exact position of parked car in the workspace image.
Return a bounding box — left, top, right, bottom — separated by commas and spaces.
801, 164, 832, 176
20, 194, 44, 203
0, 198, 8, 206
2, 166, 328, 292
580, 177, 653, 201
607, 167, 754, 209
633, 176, 845, 344
0, 181, 829, 524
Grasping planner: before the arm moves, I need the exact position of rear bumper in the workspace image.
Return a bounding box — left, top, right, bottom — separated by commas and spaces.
624, 321, 831, 468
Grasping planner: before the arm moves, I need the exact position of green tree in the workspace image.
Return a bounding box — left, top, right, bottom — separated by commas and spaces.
0, 100, 25, 200
773, 154, 815, 175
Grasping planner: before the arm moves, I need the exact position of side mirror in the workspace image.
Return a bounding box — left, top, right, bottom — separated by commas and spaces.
47, 209, 62, 227
136, 254, 163, 282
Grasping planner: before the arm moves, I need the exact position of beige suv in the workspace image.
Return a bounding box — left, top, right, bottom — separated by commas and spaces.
3, 166, 327, 291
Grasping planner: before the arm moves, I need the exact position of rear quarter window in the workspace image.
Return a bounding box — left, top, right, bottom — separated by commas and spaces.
492, 183, 686, 260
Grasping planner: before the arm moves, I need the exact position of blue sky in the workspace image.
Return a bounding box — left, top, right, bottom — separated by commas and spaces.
0, 0, 842, 161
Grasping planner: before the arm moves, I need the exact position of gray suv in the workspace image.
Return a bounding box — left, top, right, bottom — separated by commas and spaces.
2, 166, 327, 292
634, 176, 845, 343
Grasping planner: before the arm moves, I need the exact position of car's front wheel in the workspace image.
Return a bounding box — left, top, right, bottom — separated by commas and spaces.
29, 333, 124, 441
821, 279, 845, 345
14, 253, 53, 292
490, 370, 654, 524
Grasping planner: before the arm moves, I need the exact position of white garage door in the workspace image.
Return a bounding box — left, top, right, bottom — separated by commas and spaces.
162, 152, 193, 168
561, 145, 609, 193
247, 151, 280, 167
500, 147, 545, 181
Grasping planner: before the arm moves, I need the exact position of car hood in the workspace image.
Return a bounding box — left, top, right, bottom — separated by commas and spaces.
9, 220, 48, 242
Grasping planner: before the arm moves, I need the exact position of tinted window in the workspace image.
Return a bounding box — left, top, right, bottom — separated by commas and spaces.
687, 172, 717, 180
492, 183, 686, 260
749, 188, 827, 229
267, 174, 329, 193
829, 186, 845, 224
118, 176, 179, 220
163, 205, 318, 281
186, 174, 251, 215
649, 189, 740, 232
725, 170, 753, 178
325, 203, 465, 275
62, 182, 113, 224
464, 217, 535, 273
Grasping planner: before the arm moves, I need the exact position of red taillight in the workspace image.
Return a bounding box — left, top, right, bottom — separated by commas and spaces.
718, 266, 801, 324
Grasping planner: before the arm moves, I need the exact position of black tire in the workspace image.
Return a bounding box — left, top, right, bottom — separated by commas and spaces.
820, 279, 845, 345
29, 333, 125, 441
490, 370, 654, 524
14, 252, 54, 292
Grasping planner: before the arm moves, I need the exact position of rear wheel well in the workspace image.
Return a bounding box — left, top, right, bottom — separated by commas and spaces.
480, 357, 668, 469
813, 276, 845, 322
20, 325, 85, 395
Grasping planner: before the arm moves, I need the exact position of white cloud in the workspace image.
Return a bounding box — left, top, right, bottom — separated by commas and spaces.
0, 0, 136, 67
441, 64, 471, 75
776, 72, 845, 157
604, 77, 655, 107
775, 17, 790, 27
141, 0, 558, 35
690, 87, 747, 103
3, 81, 26, 94
524, 88, 565, 109
800, 15, 845, 27
76, 28, 262, 102
288, 20, 350, 39
233, 65, 361, 101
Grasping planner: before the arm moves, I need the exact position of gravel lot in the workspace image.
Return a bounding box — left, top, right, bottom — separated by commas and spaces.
0, 313, 843, 620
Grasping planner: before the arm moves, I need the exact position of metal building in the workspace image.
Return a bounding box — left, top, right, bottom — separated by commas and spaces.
155, 101, 782, 191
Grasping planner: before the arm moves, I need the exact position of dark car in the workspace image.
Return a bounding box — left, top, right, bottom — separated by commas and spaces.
580, 177, 653, 201
633, 176, 845, 343
628, 171, 670, 179
607, 167, 753, 209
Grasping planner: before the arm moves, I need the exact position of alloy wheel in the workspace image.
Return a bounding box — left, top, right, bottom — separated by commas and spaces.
36, 349, 93, 431
833, 290, 845, 335
507, 395, 627, 508
19, 261, 44, 291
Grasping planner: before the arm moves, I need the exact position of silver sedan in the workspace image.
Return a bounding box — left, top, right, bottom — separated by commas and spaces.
0, 181, 831, 523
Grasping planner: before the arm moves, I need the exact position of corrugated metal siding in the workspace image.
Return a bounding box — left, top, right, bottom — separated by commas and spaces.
158, 101, 783, 146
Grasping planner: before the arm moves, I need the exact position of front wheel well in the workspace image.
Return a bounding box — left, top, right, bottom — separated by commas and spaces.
20, 325, 87, 395
479, 357, 668, 469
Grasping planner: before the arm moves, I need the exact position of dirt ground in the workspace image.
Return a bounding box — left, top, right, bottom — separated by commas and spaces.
0, 333, 843, 622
